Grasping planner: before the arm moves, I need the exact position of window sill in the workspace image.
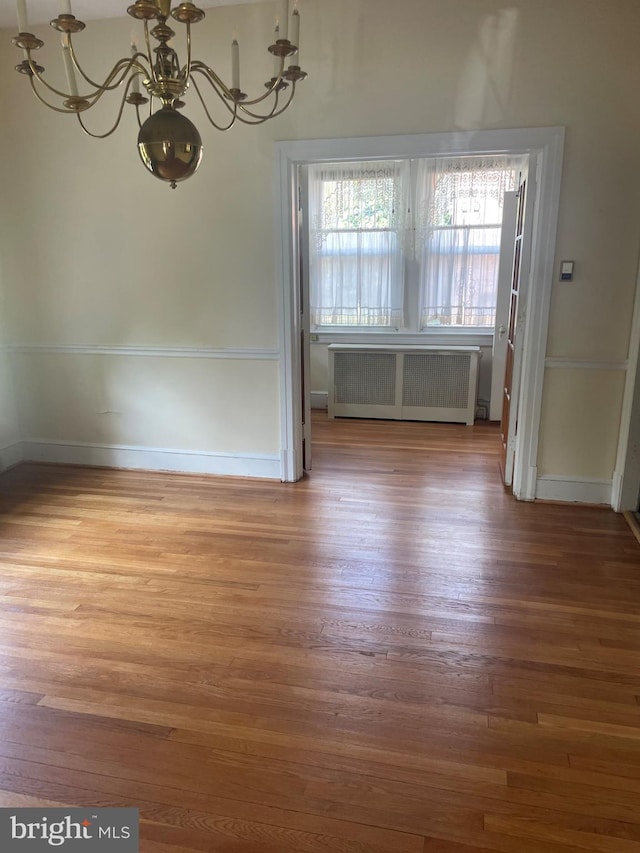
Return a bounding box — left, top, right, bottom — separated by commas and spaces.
310, 329, 494, 347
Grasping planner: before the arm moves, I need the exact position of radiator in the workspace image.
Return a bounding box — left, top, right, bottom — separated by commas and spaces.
328, 345, 481, 425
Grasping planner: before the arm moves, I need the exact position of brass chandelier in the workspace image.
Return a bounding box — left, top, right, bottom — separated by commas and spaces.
12, 0, 306, 188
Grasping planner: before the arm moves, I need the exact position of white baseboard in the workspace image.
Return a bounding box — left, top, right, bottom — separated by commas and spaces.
0, 442, 23, 472
20, 440, 281, 480
535, 474, 612, 506
311, 391, 328, 410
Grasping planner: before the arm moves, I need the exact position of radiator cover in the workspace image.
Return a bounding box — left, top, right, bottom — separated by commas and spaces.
328, 345, 481, 425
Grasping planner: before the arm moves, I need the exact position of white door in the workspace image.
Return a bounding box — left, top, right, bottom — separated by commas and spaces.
490, 191, 518, 421
500, 163, 536, 487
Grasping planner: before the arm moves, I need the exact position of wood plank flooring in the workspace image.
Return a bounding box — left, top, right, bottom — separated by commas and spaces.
0, 413, 639, 852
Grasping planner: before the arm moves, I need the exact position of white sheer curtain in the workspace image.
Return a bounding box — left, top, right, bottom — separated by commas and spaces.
416, 156, 520, 328
308, 160, 409, 327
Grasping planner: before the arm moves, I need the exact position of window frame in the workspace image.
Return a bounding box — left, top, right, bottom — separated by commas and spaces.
308, 155, 521, 339
308, 160, 408, 331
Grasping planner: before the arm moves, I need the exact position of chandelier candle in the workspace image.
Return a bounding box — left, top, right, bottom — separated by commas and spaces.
291, 8, 300, 55
279, 0, 289, 40
130, 43, 140, 94
273, 24, 281, 76
231, 38, 240, 91
10, 0, 307, 189
61, 38, 79, 96
15, 0, 28, 33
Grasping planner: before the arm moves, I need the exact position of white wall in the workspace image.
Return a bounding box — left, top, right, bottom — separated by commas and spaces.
1, 8, 284, 477
1, 0, 639, 493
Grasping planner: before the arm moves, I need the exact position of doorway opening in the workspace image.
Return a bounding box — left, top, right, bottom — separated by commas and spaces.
304, 155, 529, 487
275, 128, 565, 500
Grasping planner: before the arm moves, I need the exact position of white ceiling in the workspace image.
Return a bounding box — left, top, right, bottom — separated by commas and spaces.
0, 0, 272, 30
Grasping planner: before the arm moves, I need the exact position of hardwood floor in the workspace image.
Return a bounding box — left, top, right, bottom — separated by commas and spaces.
0, 413, 639, 852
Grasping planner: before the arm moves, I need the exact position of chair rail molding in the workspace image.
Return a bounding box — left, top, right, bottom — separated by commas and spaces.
7, 344, 279, 360
545, 358, 627, 370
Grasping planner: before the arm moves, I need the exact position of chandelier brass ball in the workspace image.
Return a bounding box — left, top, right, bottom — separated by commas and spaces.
137, 105, 203, 188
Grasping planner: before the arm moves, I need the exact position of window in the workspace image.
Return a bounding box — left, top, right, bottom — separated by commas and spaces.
308, 161, 409, 327
308, 156, 520, 332
416, 157, 518, 328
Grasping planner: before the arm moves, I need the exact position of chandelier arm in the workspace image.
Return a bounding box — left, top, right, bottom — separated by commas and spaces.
189, 64, 295, 125
25, 51, 132, 106
189, 61, 235, 101
23, 51, 94, 101
189, 60, 287, 109
67, 38, 143, 92
234, 92, 282, 123
66, 72, 128, 111
189, 73, 238, 131
28, 75, 86, 113
263, 65, 286, 97
238, 95, 292, 124
76, 81, 132, 139
134, 102, 144, 130
235, 85, 296, 124
234, 62, 291, 108
191, 60, 284, 114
